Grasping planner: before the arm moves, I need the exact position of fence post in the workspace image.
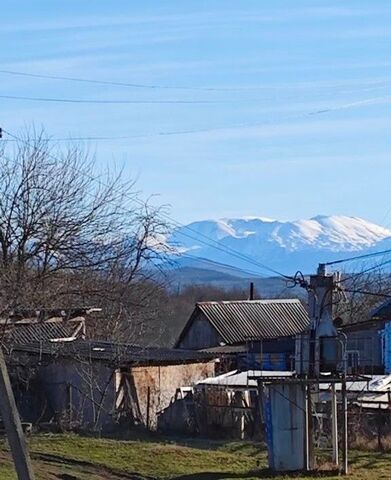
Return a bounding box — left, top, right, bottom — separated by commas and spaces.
146, 387, 151, 430
377, 404, 383, 452
331, 383, 339, 466
341, 377, 348, 475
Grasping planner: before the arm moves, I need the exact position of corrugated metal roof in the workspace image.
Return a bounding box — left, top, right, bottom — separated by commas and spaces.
201, 345, 248, 354
196, 370, 293, 388
8, 339, 216, 366
196, 299, 310, 344
4, 321, 84, 345
0, 307, 100, 325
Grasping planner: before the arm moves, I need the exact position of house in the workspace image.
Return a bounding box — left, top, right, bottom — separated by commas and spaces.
6, 339, 216, 432
175, 299, 310, 370
342, 298, 391, 374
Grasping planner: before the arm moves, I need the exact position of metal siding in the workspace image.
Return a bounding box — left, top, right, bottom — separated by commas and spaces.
384, 322, 391, 374
197, 300, 309, 344
268, 383, 306, 471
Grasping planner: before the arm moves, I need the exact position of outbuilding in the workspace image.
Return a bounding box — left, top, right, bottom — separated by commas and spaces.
6, 339, 216, 432
175, 299, 310, 370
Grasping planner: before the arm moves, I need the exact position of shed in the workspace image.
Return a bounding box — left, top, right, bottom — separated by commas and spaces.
7, 339, 216, 432
175, 299, 310, 370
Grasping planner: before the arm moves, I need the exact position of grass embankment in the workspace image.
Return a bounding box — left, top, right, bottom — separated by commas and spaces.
0, 434, 390, 479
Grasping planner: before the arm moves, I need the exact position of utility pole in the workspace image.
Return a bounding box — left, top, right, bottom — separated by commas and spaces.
0, 349, 35, 479
308, 263, 338, 377
297, 263, 347, 474
0, 129, 35, 479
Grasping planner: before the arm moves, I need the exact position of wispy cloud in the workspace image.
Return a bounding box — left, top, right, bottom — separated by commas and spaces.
2, 4, 384, 34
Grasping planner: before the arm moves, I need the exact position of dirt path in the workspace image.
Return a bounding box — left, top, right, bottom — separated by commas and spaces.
31, 452, 157, 480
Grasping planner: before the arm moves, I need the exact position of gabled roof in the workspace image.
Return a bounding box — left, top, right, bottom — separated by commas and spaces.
177, 299, 310, 346
4, 321, 85, 345
0, 307, 99, 346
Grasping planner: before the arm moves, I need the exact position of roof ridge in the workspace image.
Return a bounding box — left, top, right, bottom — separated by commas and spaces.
196, 298, 301, 305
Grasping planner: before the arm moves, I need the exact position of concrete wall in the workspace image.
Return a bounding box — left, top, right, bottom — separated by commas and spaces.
13, 354, 215, 433
130, 361, 215, 429
14, 359, 116, 430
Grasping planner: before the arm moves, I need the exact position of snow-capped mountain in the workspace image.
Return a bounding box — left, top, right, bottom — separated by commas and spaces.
169, 215, 391, 276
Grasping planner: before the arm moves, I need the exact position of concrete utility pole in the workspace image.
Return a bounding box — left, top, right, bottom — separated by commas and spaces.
308, 263, 338, 376
0, 349, 35, 479
307, 264, 348, 474
0, 130, 34, 479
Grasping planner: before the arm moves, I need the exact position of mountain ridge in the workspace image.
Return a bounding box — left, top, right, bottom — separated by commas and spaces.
168, 215, 391, 276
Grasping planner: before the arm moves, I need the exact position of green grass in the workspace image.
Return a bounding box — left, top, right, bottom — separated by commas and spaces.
0, 434, 390, 479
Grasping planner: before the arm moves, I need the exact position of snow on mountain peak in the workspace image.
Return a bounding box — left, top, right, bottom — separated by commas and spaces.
169, 215, 391, 274
173, 215, 391, 250
304, 215, 391, 250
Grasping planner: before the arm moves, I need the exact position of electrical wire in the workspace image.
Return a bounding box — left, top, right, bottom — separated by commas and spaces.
4, 87, 390, 279
173, 253, 269, 278
0, 69, 246, 92
338, 258, 391, 285
2, 92, 390, 143
325, 248, 391, 266
343, 289, 391, 299
2, 68, 391, 92
0, 94, 220, 105
1, 128, 292, 280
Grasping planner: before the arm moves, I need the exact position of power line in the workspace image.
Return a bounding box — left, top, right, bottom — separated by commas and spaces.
0, 69, 231, 92
7, 92, 383, 107
344, 289, 391, 299
174, 253, 269, 278
2, 68, 391, 93
167, 225, 284, 278
0, 94, 220, 105
3, 92, 389, 143
338, 259, 391, 288
2, 128, 291, 280
325, 248, 391, 266
4, 125, 391, 283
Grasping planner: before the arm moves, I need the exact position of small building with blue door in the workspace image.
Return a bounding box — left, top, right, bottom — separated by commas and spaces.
175, 299, 310, 371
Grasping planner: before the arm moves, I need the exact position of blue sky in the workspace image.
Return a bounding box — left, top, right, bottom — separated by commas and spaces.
1, 1, 391, 226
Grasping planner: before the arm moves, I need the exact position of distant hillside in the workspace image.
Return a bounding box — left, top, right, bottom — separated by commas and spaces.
163, 256, 304, 298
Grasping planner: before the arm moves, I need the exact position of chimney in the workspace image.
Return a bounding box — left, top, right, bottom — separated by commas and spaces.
250, 282, 254, 300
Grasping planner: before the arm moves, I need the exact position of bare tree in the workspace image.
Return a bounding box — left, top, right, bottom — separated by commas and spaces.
336, 265, 391, 324
0, 128, 171, 342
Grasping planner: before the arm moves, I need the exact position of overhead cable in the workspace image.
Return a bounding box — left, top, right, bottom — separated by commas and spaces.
1, 68, 391, 92
0, 94, 220, 105
325, 248, 391, 266
2, 128, 291, 280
